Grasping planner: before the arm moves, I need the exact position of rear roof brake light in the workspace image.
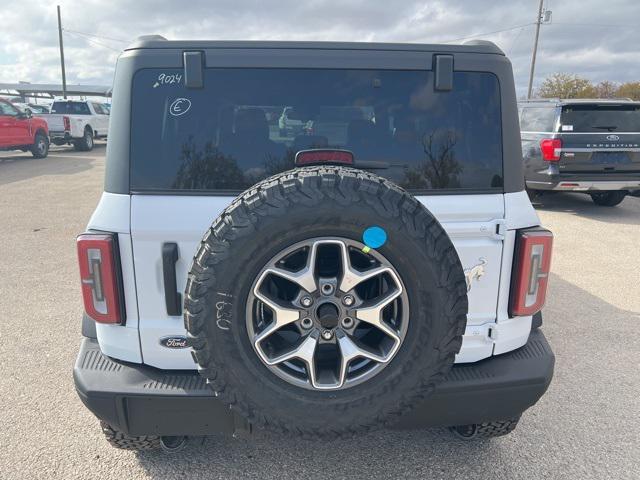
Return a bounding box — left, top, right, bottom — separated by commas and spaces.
295, 149, 354, 166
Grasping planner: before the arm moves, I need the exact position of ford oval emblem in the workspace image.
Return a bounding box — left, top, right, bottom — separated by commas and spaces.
606, 134, 620, 141
160, 336, 189, 349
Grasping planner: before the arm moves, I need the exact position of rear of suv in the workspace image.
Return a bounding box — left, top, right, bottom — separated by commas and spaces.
519, 98, 640, 206
73, 37, 555, 451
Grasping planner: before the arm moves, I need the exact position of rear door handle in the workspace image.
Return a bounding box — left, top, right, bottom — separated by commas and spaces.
162, 243, 182, 316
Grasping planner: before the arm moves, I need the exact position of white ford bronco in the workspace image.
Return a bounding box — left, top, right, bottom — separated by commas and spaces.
74, 37, 555, 451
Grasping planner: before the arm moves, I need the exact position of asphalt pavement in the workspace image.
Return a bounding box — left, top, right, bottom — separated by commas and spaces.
0, 145, 638, 479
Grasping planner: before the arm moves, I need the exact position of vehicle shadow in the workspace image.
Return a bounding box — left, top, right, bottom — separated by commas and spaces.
133, 273, 639, 480
533, 191, 640, 225
0, 144, 103, 186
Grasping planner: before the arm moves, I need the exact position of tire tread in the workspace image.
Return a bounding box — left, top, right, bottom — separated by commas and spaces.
184, 166, 468, 438
100, 421, 160, 450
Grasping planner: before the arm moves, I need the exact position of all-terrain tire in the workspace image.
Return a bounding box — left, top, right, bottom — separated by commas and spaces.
74, 127, 94, 151
590, 191, 627, 207
184, 166, 468, 438
100, 421, 161, 450
449, 417, 520, 440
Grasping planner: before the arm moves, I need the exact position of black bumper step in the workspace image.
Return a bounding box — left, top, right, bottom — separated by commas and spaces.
74, 330, 554, 436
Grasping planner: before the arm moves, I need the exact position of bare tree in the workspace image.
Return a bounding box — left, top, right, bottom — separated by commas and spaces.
405, 131, 462, 189
595, 81, 619, 99
173, 138, 246, 190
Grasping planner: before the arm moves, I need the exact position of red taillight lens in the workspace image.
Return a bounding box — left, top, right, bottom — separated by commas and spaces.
77, 233, 124, 324
540, 138, 562, 162
509, 228, 553, 317
295, 149, 354, 166
63, 115, 70, 131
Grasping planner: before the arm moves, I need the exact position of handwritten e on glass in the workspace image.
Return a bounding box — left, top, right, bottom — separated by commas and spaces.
169, 98, 192, 117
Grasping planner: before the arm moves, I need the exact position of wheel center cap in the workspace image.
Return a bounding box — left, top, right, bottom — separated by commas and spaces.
315, 302, 340, 329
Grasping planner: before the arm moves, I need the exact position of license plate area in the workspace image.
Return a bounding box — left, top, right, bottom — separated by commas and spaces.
591, 152, 631, 165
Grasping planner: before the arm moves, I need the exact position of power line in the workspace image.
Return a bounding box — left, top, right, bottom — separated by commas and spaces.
62, 29, 122, 52
550, 22, 637, 29
62, 28, 129, 44
442, 23, 535, 44
440, 19, 636, 48
506, 24, 531, 56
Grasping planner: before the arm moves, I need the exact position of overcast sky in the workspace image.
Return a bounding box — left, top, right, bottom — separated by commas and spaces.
1, 0, 638, 97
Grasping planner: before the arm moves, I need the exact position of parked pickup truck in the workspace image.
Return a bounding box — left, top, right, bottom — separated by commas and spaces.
0, 98, 49, 158
45, 99, 109, 151
520, 99, 640, 206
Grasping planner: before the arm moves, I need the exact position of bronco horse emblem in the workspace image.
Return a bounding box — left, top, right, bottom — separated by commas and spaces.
464, 258, 487, 291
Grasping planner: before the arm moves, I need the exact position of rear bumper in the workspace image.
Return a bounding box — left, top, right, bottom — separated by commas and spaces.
74, 330, 555, 436
527, 172, 640, 192
49, 131, 72, 143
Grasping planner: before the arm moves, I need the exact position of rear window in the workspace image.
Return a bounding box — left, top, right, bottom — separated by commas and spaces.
51, 101, 90, 115
130, 68, 503, 193
560, 104, 640, 133
519, 107, 557, 132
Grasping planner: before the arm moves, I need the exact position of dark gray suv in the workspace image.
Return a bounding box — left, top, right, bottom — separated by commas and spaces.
519, 99, 640, 206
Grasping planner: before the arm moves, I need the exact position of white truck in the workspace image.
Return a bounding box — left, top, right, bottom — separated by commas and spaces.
45, 99, 109, 151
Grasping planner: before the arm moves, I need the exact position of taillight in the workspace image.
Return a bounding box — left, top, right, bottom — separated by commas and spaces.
63, 116, 70, 131
540, 138, 562, 162
77, 233, 125, 324
509, 228, 553, 317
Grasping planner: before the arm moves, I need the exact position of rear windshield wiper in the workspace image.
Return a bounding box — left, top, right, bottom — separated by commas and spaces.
354, 161, 406, 170
592, 125, 618, 131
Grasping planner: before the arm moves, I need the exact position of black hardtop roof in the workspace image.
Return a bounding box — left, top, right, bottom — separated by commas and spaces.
520, 98, 640, 107
125, 36, 504, 55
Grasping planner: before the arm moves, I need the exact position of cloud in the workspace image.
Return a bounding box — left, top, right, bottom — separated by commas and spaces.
1, 0, 639, 96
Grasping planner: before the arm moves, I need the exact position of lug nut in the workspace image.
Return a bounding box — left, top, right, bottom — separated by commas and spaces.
341, 317, 354, 329
342, 294, 355, 306
321, 329, 333, 340
301, 317, 313, 329
300, 296, 313, 307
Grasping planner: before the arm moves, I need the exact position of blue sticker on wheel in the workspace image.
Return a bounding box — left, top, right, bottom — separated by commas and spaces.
362, 226, 387, 250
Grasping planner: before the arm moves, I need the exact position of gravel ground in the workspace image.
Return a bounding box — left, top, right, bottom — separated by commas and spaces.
0, 147, 638, 479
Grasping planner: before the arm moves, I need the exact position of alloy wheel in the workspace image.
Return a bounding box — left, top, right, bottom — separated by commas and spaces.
246, 238, 409, 390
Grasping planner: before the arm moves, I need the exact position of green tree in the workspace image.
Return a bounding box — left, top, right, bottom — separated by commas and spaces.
616, 82, 640, 100
536, 73, 596, 99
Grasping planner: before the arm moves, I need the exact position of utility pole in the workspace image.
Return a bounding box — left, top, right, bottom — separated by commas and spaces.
57, 5, 67, 99
527, 0, 545, 99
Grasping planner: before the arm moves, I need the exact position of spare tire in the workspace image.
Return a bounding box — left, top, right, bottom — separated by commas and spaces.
185, 166, 467, 437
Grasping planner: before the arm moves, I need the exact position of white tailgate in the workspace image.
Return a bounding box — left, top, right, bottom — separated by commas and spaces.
43, 114, 65, 132
131, 194, 511, 369
96, 114, 109, 136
